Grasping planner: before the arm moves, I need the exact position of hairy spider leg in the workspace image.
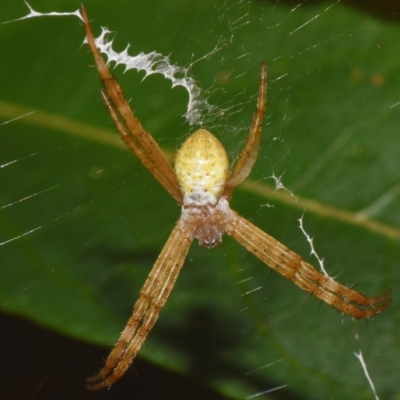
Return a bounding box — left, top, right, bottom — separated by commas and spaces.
81, 4, 183, 204
86, 224, 193, 390
227, 212, 392, 318
224, 62, 267, 197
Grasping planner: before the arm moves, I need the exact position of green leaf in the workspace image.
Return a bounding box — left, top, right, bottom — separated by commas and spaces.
0, 1, 399, 399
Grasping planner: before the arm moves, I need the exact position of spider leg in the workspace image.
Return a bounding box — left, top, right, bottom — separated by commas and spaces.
80, 5, 183, 204
86, 221, 193, 390
224, 62, 267, 197
226, 212, 391, 318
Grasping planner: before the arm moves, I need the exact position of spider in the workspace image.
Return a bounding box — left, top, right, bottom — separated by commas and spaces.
81, 5, 391, 390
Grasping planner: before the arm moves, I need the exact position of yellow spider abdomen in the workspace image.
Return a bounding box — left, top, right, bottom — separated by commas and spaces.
175, 129, 230, 205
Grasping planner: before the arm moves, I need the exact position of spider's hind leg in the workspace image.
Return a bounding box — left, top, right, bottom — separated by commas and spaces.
224, 62, 267, 198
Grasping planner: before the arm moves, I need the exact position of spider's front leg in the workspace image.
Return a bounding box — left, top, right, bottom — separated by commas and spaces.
86, 223, 193, 390
226, 212, 391, 318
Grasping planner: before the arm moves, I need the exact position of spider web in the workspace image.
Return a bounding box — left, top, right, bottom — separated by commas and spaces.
0, 1, 399, 399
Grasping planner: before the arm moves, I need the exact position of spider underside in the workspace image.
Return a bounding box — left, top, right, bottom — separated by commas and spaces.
80, 5, 391, 390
